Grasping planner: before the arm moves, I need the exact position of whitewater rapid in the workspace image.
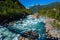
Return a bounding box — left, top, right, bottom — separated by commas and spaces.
0, 15, 46, 40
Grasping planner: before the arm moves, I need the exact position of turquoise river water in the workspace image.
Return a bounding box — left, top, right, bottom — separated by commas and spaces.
0, 15, 46, 40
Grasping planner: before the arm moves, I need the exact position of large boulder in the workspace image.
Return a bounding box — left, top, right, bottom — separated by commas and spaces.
20, 30, 39, 39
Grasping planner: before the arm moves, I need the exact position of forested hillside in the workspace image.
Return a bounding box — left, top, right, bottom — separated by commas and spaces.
0, 0, 31, 25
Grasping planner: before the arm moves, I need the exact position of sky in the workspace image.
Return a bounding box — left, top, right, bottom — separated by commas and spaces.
18, 0, 60, 8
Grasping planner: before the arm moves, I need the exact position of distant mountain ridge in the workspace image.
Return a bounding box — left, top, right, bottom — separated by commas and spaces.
29, 2, 60, 13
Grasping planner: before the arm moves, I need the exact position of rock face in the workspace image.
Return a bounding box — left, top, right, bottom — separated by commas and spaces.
18, 30, 39, 40
21, 30, 39, 39
43, 17, 60, 39
33, 13, 39, 18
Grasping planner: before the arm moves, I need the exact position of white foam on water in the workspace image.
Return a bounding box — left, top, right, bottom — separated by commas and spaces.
0, 15, 46, 40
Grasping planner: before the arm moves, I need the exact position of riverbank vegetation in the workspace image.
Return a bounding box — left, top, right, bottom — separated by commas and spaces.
51, 20, 60, 30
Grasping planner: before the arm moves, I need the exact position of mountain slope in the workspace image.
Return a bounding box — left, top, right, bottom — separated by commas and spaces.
0, 0, 31, 25
29, 2, 60, 21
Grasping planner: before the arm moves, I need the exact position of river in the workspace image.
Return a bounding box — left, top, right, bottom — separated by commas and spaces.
0, 15, 46, 40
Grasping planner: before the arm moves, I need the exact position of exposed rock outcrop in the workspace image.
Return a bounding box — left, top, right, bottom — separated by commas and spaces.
43, 17, 60, 39
18, 30, 39, 40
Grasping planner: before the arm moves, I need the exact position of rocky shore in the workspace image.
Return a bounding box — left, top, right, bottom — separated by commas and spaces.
43, 17, 60, 40
18, 30, 39, 40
